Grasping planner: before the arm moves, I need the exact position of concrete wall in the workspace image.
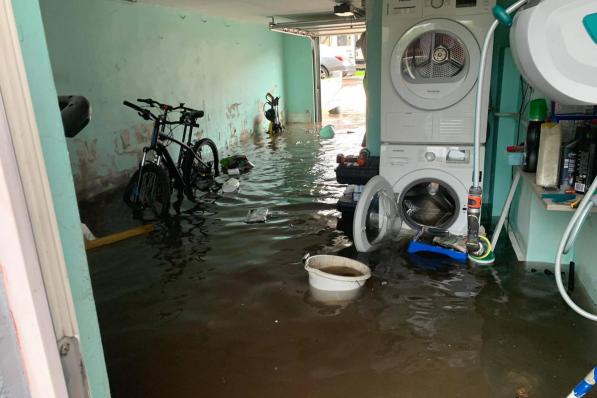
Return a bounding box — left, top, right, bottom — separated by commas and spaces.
11, 0, 111, 396
283, 35, 315, 123
39, 0, 286, 199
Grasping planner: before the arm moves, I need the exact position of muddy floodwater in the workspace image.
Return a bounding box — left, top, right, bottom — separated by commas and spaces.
85, 125, 597, 398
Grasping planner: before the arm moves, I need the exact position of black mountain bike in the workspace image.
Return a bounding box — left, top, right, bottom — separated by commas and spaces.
122, 98, 219, 218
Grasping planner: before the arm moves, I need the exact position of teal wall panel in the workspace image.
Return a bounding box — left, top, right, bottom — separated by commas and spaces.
509, 175, 574, 264
573, 215, 597, 306
366, 0, 382, 156
39, 0, 286, 199
486, 48, 522, 219
11, 0, 111, 396
283, 35, 314, 123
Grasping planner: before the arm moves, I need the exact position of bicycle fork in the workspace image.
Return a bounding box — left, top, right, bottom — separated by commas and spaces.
134, 148, 162, 201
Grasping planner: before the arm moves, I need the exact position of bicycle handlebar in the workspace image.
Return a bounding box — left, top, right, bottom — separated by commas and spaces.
124, 99, 204, 125
123, 100, 155, 120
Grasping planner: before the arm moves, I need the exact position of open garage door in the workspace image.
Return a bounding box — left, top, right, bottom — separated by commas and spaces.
270, 16, 366, 123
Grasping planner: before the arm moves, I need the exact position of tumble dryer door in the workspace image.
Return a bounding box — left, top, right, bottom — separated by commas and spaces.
391, 19, 480, 110
353, 176, 402, 253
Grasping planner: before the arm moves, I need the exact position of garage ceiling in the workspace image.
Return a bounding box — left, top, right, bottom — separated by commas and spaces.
138, 0, 363, 21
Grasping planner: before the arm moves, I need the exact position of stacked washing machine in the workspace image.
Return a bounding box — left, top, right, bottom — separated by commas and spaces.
353, 0, 496, 252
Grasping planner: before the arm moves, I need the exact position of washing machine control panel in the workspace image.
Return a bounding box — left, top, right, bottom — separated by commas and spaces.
420, 147, 471, 165
387, 0, 492, 16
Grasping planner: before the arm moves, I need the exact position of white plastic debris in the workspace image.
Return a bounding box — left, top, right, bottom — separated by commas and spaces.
222, 178, 240, 194
245, 207, 269, 223
81, 223, 96, 241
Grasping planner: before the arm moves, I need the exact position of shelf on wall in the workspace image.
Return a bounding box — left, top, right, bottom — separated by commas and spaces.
519, 169, 597, 213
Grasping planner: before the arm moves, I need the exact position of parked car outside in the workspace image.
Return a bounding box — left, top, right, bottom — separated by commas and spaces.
320, 46, 356, 79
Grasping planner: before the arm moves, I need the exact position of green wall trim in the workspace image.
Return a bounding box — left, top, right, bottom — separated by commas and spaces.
11, 0, 111, 396
365, 0, 382, 156
282, 35, 315, 123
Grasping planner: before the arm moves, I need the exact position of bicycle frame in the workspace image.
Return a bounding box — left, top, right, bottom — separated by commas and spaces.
135, 112, 211, 200
123, 97, 215, 210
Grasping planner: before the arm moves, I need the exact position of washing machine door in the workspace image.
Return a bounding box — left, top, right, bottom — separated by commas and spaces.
390, 19, 481, 110
353, 176, 402, 253
397, 169, 467, 232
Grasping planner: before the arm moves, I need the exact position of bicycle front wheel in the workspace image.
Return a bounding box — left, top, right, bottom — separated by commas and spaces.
123, 162, 171, 219
182, 138, 220, 200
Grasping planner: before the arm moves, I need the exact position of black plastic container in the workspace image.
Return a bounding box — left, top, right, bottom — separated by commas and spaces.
335, 156, 380, 185
523, 121, 542, 172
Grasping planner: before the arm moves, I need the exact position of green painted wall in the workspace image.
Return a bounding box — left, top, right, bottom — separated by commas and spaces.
282, 35, 315, 123
11, 0, 111, 396
39, 0, 286, 199
508, 173, 597, 305
365, 0, 382, 156
573, 215, 597, 306
485, 48, 522, 220
508, 174, 575, 263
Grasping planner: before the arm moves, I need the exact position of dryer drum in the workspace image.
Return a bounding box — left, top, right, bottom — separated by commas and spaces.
399, 179, 460, 231
402, 31, 467, 81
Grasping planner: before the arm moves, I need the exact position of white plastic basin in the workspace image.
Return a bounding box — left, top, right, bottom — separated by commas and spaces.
304, 255, 371, 292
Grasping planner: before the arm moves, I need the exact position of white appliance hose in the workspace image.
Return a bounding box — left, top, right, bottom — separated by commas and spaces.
472, 0, 528, 188
555, 176, 597, 322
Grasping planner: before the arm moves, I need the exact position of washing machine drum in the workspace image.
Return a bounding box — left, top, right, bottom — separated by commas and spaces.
400, 178, 460, 231
391, 19, 481, 110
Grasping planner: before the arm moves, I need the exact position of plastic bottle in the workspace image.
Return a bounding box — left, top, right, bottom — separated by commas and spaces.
575, 123, 597, 194
560, 127, 582, 190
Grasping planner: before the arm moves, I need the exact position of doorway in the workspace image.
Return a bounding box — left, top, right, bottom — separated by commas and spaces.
319, 33, 366, 138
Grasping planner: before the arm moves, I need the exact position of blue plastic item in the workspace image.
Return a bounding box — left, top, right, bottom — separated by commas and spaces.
541, 193, 576, 203
407, 240, 468, 263
584, 13, 597, 45
570, 366, 597, 397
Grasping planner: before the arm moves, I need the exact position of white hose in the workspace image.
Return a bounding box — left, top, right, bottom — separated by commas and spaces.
472, 0, 528, 188
491, 169, 521, 249
554, 175, 597, 322
564, 202, 594, 254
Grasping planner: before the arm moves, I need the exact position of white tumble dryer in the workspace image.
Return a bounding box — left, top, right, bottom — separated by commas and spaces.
381, 0, 496, 145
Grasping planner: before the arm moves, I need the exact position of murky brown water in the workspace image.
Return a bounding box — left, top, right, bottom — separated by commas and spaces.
85, 125, 597, 398
320, 266, 365, 277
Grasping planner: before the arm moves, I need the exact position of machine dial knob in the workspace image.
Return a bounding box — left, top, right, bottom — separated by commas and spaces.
431, 0, 444, 8
425, 152, 436, 162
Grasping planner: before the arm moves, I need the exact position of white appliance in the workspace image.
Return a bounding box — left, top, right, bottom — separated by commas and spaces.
353, 145, 484, 252
381, 0, 496, 145
510, 0, 597, 105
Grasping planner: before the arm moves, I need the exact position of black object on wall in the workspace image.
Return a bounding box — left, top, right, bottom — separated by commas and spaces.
58, 95, 91, 138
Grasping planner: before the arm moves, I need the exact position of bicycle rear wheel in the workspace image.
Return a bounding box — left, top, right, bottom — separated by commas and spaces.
182, 138, 220, 200
124, 162, 171, 218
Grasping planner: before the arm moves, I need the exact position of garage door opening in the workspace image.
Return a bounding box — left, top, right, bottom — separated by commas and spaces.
320, 33, 366, 138
269, 15, 366, 132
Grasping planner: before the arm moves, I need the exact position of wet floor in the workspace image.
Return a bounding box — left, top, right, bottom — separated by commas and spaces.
85, 125, 597, 398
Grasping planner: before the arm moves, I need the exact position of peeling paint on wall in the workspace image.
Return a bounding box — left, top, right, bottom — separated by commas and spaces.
39, 0, 286, 199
